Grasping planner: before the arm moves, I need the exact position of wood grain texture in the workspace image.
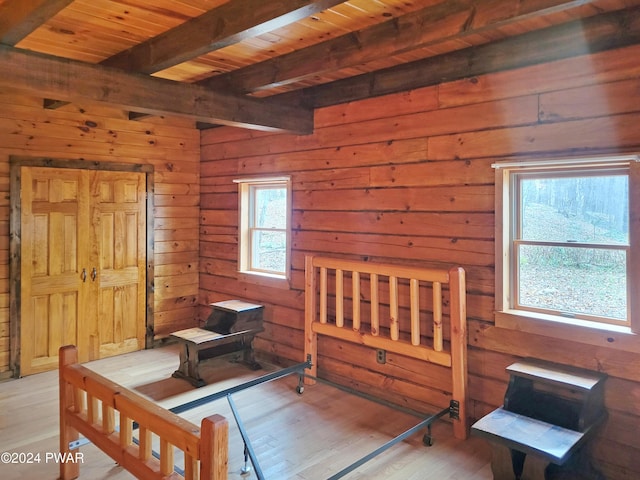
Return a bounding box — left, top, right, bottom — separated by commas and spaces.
0, 91, 200, 374
293, 5, 640, 108
0, 0, 73, 44
2, 345, 492, 479
6, 0, 634, 103
102, 0, 348, 74
0, 45, 312, 134
202, 0, 599, 94
200, 44, 640, 479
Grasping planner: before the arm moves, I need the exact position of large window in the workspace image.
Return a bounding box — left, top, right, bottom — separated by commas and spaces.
494, 156, 639, 334
236, 177, 291, 280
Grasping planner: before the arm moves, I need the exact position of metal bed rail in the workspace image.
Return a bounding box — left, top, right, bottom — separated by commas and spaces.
198, 366, 457, 480
68, 356, 312, 478
168, 356, 312, 416
327, 405, 452, 480
306, 373, 460, 480
69, 355, 457, 479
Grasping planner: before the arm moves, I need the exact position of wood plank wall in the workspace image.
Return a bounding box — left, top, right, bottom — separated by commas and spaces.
200, 43, 640, 479
0, 89, 201, 374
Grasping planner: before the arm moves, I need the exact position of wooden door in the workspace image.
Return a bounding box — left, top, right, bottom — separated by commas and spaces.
20, 167, 146, 375
91, 171, 146, 359
20, 167, 89, 374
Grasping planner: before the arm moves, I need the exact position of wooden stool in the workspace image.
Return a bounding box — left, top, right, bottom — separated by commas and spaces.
171, 300, 264, 387
471, 359, 607, 480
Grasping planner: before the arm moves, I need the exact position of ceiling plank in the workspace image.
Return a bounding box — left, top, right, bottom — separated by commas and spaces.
50, 0, 346, 118
289, 5, 640, 109
0, 0, 74, 45
200, 0, 601, 94
102, 0, 348, 74
0, 45, 313, 134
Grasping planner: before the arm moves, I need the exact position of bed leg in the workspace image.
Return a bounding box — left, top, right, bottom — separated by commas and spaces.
296, 354, 312, 394
200, 414, 229, 480
240, 443, 251, 475
304, 255, 318, 387
422, 423, 433, 447
59, 346, 80, 480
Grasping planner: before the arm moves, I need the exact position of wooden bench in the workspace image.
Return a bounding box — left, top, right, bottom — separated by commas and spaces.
471, 359, 607, 479
171, 300, 264, 387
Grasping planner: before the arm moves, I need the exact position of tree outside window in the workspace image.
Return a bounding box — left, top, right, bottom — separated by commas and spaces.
494, 156, 639, 332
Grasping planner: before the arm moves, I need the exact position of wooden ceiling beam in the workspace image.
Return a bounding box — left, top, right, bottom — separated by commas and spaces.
200, 0, 601, 94
0, 45, 313, 134
1, 0, 76, 113
66, 0, 344, 121
102, 0, 348, 74
0, 0, 73, 45
287, 5, 640, 109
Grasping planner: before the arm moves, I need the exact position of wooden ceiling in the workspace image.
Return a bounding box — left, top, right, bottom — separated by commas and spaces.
0, 0, 639, 133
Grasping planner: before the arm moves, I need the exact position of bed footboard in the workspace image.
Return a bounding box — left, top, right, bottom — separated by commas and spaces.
304, 255, 468, 439
58, 345, 228, 480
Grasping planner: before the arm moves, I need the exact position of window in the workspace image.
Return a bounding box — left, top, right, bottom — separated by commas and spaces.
235, 177, 291, 280
494, 155, 640, 335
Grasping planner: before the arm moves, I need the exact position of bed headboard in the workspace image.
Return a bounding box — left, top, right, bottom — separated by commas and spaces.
303, 255, 468, 439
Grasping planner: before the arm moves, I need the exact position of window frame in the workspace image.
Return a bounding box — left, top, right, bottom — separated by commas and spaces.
494, 155, 640, 344
235, 176, 292, 286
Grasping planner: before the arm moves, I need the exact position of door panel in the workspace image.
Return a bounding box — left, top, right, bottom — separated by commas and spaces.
20, 167, 146, 375
20, 168, 88, 374
92, 171, 146, 358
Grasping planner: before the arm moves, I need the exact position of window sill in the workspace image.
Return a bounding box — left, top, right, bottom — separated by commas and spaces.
495, 309, 640, 353
238, 270, 290, 290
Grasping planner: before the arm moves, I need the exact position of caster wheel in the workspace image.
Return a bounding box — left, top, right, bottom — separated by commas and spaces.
296, 385, 304, 395
423, 434, 433, 447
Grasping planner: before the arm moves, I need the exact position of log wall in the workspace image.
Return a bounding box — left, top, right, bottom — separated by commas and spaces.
200, 43, 640, 479
0, 89, 201, 375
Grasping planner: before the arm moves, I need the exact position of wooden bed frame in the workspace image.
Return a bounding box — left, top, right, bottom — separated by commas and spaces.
58, 255, 468, 479
58, 345, 229, 480
304, 255, 468, 439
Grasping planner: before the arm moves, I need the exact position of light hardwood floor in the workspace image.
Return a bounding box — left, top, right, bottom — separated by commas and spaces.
0, 345, 492, 479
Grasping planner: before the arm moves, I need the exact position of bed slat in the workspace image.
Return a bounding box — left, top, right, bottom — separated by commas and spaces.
370, 273, 379, 336
120, 414, 132, 447
320, 266, 328, 324
336, 268, 344, 327
389, 275, 399, 341
102, 403, 115, 434
352, 271, 361, 331
410, 278, 420, 346
185, 455, 198, 480
88, 394, 99, 424
139, 426, 152, 461
160, 439, 173, 475
433, 281, 443, 352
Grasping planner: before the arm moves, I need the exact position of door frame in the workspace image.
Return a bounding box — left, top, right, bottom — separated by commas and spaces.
9, 156, 155, 378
